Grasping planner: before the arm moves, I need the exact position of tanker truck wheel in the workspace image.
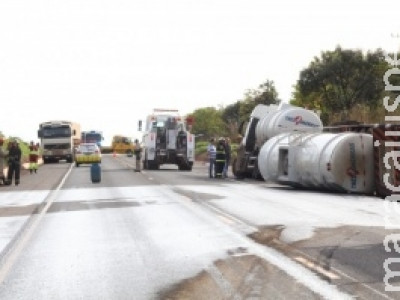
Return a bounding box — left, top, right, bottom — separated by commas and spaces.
232, 158, 245, 179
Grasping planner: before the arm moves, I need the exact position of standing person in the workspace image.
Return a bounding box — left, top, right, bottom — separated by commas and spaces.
207, 138, 216, 178
215, 137, 226, 179
0, 138, 8, 185
28, 141, 39, 174
6, 140, 22, 186
133, 139, 142, 172
223, 137, 232, 178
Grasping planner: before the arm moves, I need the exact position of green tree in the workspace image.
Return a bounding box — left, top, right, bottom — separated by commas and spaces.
191, 107, 226, 140
292, 46, 391, 123
222, 100, 241, 137
239, 79, 280, 122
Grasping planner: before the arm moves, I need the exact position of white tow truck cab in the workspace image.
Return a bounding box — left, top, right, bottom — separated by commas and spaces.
141, 109, 194, 170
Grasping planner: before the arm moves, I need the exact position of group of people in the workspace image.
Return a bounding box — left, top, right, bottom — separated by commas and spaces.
207, 137, 231, 178
0, 139, 40, 186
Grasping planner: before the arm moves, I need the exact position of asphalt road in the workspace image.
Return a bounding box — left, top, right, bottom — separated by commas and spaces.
0, 154, 398, 299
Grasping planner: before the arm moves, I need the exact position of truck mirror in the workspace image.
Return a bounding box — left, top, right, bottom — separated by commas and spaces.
138, 120, 142, 131
38, 129, 43, 138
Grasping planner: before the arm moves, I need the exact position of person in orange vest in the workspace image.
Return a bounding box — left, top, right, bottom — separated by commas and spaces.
28, 141, 39, 174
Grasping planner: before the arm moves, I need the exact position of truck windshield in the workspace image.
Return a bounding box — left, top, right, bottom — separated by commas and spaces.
82, 133, 102, 145
42, 127, 71, 138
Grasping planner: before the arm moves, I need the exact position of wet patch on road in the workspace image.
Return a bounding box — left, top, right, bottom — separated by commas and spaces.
248, 226, 342, 283
172, 188, 225, 202
46, 199, 149, 213
159, 254, 322, 299
252, 225, 400, 298
47, 200, 140, 213
0, 204, 41, 218
248, 225, 297, 256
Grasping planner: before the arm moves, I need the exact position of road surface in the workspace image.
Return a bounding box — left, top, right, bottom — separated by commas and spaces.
0, 154, 398, 299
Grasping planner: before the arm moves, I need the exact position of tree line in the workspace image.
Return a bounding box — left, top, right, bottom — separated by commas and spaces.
189, 46, 400, 142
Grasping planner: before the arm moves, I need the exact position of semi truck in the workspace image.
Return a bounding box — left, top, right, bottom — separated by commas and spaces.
38, 120, 81, 163
232, 103, 323, 179
140, 109, 195, 170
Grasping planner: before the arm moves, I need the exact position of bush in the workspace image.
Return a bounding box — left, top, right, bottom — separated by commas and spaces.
195, 141, 208, 156
195, 141, 239, 161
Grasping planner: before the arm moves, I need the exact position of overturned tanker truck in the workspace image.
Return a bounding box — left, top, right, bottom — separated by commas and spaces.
233, 103, 399, 197
232, 103, 323, 179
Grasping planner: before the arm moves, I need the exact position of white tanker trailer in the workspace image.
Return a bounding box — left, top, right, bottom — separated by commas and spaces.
258, 132, 375, 194
234, 104, 399, 196
232, 103, 323, 179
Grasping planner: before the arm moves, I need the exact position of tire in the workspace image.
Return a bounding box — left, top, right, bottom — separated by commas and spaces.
149, 161, 159, 170
232, 158, 245, 179
143, 153, 148, 170
178, 161, 193, 171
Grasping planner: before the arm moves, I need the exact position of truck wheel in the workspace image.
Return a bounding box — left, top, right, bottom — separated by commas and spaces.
143, 153, 148, 169
232, 158, 245, 179
148, 160, 159, 170
150, 161, 159, 170
178, 161, 192, 171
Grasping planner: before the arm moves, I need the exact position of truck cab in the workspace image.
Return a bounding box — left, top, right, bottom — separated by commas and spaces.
141, 109, 194, 170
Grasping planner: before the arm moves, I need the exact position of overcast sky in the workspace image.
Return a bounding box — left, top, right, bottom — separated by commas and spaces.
0, 0, 399, 144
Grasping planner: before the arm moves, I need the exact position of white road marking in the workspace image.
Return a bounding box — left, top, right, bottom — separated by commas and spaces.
0, 164, 73, 284
294, 256, 340, 280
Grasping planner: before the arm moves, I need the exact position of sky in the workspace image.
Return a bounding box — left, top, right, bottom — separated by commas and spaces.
0, 0, 399, 145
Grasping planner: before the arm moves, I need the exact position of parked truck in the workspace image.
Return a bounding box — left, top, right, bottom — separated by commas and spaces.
140, 109, 195, 170
38, 120, 81, 163
111, 135, 136, 156
232, 103, 323, 179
